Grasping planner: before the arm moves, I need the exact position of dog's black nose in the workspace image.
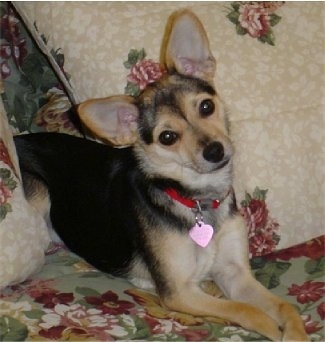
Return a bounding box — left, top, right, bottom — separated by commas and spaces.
203, 141, 224, 163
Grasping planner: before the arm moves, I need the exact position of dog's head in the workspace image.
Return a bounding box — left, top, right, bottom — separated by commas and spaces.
78, 10, 233, 194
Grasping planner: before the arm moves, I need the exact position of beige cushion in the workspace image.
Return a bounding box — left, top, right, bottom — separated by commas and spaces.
0, 99, 50, 289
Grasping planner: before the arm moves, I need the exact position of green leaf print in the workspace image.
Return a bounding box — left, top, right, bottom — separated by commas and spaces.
0, 316, 28, 341
255, 261, 291, 289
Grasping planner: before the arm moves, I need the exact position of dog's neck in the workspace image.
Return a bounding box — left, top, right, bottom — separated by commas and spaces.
164, 187, 232, 210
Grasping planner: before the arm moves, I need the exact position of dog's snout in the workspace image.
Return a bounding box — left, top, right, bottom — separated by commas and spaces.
203, 141, 224, 163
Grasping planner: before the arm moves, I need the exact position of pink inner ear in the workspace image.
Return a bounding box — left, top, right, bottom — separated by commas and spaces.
178, 57, 198, 75
115, 107, 138, 142
177, 56, 216, 79
118, 107, 138, 126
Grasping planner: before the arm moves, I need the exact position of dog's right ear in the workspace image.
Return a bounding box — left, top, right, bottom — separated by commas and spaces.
78, 95, 139, 146
160, 9, 216, 82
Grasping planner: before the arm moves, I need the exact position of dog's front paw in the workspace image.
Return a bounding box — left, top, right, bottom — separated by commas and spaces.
282, 307, 309, 341
282, 326, 309, 341
283, 321, 310, 342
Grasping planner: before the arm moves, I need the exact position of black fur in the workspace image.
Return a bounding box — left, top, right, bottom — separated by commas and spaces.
14, 133, 193, 276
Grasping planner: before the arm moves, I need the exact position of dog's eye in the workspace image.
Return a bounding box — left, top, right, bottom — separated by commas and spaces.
159, 131, 179, 146
199, 99, 215, 117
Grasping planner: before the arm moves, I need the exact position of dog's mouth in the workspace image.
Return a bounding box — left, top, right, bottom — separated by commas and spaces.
183, 156, 231, 175
203, 156, 231, 173
214, 157, 231, 170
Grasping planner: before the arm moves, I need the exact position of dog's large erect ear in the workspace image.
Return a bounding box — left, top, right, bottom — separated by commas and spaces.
78, 95, 139, 146
160, 9, 216, 81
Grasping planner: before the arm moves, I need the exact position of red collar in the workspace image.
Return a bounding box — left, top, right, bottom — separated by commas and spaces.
164, 188, 221, 209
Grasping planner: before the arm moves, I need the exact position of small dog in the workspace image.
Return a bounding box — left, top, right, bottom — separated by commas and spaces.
15, 10, 307, 341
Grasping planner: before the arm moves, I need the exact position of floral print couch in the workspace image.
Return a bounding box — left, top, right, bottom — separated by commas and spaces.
1, 237, 324, 341
0, 2, 324, 341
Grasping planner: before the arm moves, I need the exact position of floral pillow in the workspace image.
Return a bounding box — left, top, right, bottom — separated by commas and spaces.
0, 3, 80, 136
0, 99, 50, 289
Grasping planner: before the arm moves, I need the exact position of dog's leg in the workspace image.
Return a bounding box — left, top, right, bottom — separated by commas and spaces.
162, 278, 282, 340
163, 286, 282, 341
213, 215, 308, 341
149, 229, 282, 341
227, 276, 308, 341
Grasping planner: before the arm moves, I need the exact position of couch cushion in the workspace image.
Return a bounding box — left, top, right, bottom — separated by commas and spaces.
0, 99, 50, 289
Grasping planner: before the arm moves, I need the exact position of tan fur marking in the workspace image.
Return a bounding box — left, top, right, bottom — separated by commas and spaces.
23, 177, 61, 243
200, 280, 223, 297
24, 178, 50, 217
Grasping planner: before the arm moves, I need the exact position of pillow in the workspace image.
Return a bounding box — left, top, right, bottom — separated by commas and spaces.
0, 98, 50, 289
0, 2, 80, 135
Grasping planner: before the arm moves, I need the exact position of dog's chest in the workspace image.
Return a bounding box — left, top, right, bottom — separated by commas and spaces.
183, 209, 227, 276
193, 241, 218, 277
169, 223, 221, 279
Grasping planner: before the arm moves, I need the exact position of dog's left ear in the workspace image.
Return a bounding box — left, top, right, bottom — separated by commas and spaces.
160, 9, 216, 82
78, 95, 139, 146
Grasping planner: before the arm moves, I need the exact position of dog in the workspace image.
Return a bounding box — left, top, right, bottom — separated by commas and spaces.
15, 9, 308, 341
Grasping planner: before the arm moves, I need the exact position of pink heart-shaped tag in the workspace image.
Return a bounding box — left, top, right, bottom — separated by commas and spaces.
189, 221, 214, 247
